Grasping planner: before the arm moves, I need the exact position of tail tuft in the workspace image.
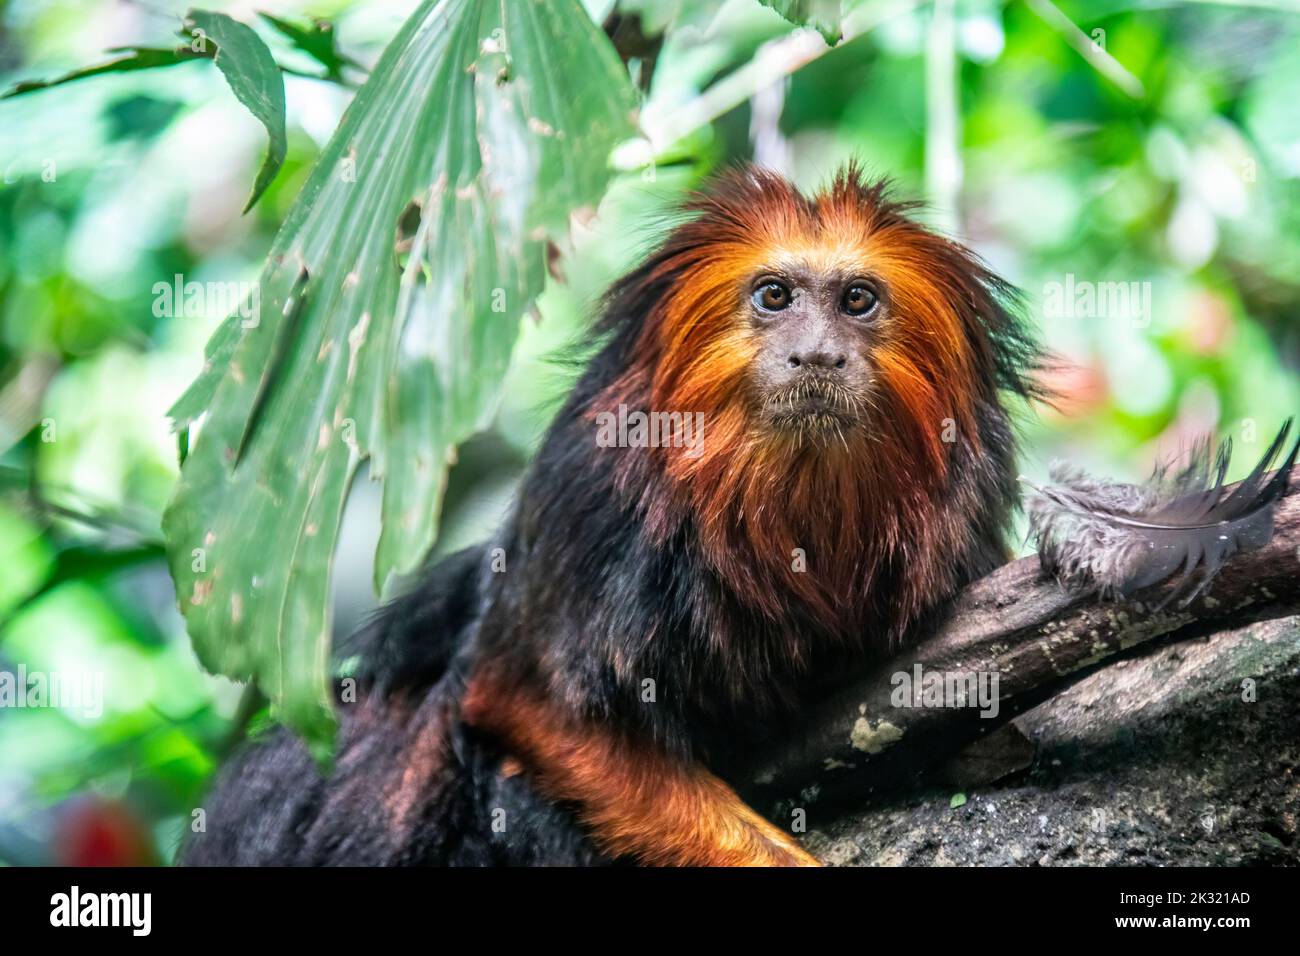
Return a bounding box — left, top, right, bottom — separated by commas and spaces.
1026, 418, 1298, 607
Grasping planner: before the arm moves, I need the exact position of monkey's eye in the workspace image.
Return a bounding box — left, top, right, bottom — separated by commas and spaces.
752, 281, 792, 312
841, 283, 879, 317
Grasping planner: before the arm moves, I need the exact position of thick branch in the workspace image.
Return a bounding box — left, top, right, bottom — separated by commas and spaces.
745, 465, 1300, 812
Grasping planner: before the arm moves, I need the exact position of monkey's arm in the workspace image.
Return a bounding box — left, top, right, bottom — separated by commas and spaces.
462, 672, 820, 867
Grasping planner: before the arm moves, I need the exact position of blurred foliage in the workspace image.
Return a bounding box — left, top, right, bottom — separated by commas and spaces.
0, 0, 1298, 864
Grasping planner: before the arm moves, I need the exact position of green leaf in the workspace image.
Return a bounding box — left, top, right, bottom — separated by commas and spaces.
950, 792, 967, 809
258, 13, 363, 84
163, 0, 637, 752
1, 9, 287, 212
756, 0, 843, 45
183, 10, 287, 212
0, 544, 166, 637
0, 46, 206, 99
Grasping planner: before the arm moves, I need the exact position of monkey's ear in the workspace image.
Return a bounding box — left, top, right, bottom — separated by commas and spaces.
1026, 419, 1298, 606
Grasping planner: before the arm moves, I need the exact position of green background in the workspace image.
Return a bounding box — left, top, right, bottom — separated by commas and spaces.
0, 0, 1296, 864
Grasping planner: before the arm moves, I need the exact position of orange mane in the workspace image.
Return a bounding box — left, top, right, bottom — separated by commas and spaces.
590, 166, 1031, 641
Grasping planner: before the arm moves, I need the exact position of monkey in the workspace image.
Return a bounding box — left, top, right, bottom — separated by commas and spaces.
182, 164, 1044, 867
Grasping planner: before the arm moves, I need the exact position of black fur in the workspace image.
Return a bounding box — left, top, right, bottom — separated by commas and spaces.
183, 170, 1039, 866
185, 545, 607, 866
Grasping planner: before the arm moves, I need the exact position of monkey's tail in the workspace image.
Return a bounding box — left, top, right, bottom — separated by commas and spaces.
1025, 419, 1298, 607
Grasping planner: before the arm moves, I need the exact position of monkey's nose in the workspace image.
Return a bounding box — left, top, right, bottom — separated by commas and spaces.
787, 349, 848, 371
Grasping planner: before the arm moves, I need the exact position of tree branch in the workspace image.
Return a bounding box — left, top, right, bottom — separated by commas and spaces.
744, 465, 1300, 813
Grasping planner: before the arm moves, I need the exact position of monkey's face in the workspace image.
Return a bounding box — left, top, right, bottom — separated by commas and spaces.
743, 258, 880, 436
618, 166, 1014, 487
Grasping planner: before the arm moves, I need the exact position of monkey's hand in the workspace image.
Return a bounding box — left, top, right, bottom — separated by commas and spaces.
463, 672, 820, 867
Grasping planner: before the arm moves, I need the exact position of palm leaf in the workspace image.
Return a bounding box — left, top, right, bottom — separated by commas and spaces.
162, 0, 638, 753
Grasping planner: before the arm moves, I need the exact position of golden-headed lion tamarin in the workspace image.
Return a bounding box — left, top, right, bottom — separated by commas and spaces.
184, 164, 1045, 866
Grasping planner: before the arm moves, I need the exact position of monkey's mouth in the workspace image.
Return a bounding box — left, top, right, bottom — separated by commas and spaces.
760, 380, 863, 434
